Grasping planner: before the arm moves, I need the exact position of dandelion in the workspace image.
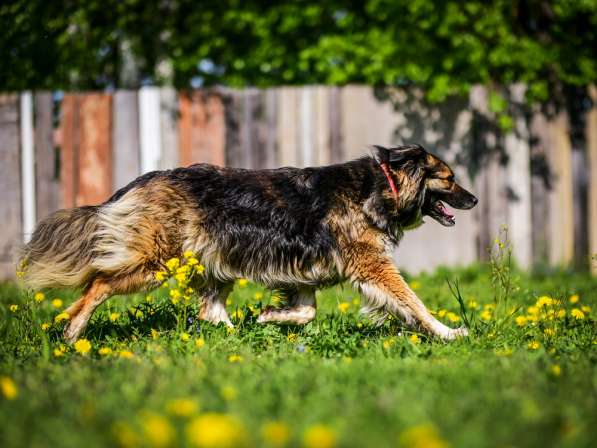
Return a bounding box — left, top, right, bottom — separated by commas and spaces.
536, 296, 554, 308
398, 423, 448, 448
556, 309, 566, 319
232, 309, 244, 320
55, 312, 70, 323
581, 305, 591, 314
254, 292, 263, 300
287, 333, 298, 343
337, 302, 350, 313
195, 338, 205, 348
166, 398, 199, 418
74, 339, 92, 355
228, 354, 243, 363
184, 250, 195, 259
34, 292, 45, 302
238, 278, 248, 287
0, 376, 18, 400
446, 312, 461, 323
303, 424, 337, 448
352, 298, 360, 306
180, 332, 191, 342
571, 308, 585, 320
141, 411, 175, 448
195, 264, 205, 274
98, 347, 112, 356
109, 312, 120, 322
409, 334, 421, 345
9, 304, 18, 313
186, 413, 246, 448
261, 421, 291, 447
543, 328, 556, 337
175, 273, 187, 283
119, 350, 134, 359
41, 322, 50, 331
382, 338, 395, 349
550, 364, 562, 377
494, 347, 513, 357
437, 309, 447, 318
484, 303, 495, 312
187, 257, 199, 266
112, 421, 140, 448
166, 258, 180, 271
515, 315, 527, 327
132, 309, 144, 319
480, 310, 492, 321
51, 298, 63, 309
568, 294, 579, 304
155, 271, 167, 281
527, 306, 539, 316
53, 345, 67, 357
527, 341, 540, 350
220, 385, 237, 401
467, 299, 479, 310
151, 329, 160, 340
410, 280, 421, 290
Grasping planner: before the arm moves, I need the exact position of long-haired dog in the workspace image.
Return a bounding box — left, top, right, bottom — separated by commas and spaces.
20, 144, 477, 343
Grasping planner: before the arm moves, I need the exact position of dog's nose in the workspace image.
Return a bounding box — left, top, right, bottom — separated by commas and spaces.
471, 196, 478, 206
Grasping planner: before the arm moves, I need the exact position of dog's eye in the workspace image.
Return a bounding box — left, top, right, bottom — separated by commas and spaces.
447, 175, 454, 182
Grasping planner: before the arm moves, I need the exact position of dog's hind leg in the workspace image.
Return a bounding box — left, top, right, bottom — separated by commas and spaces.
257, 287, 317, 325
198, 283, 234, 327
63, 271, 156, 344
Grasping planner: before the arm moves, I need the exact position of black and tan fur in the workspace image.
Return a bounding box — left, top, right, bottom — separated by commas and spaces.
20, 144, 477, 343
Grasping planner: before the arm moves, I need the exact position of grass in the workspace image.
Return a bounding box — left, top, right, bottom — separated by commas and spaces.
0, 258, 596, 448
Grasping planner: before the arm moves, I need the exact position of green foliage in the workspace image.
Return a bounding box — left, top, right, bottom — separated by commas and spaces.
1, 264, 596, 447
2, 0, 597, 105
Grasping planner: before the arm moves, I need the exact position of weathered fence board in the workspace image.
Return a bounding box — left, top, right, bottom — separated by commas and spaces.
277, 87, 299, 167
20, 92, 36, 242
0, 95, 22, 277
160, 87, 180, 169
587, 86, 597, 274
59, 95, 78, 208
34, 92, 60, 220
113, 90, 140, 191
139, 86, 162, 173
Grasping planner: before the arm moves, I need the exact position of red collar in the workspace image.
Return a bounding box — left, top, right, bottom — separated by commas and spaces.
379, 163, 399, 203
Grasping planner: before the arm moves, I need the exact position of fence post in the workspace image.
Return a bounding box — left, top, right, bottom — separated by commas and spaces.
20, 92, 36, 243
587, 86, 597, 274
113, 90, 141, 190
139, 86, 162, 173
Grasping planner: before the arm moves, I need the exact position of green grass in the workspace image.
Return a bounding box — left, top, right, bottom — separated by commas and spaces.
0, 263, 595, 448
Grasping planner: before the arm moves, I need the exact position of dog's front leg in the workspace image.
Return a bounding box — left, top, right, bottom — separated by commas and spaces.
347, 247, 467, 340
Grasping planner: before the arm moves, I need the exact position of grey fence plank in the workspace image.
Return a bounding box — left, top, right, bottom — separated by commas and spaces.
588, 86, 597, 274
0, 95, 22, 278
160, 87, 179, 169
113, 90, 141, 190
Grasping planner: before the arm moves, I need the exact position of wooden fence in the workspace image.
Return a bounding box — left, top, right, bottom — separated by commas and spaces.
1, 85, 596, 279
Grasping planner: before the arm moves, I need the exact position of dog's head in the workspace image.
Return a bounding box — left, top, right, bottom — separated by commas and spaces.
373, 144, 478, 227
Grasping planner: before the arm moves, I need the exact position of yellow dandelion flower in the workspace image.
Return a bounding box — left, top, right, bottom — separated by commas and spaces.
119, 350, 134, 359
484, 303, 495, 311
170, 289, 181, 299
0, 376, 18, 400
536, 296, 554, 308
287, 333, 298, 343
437, 309, 447, 318
51, 298, 63, 309
410, 280, 421, 290
141, 411, 175, 448
409, 334, 421, 345
54, 312, 70, 323
9, 304, 18, 313
527, 306, 539, 315
352, 298, 360, 306
467, 299, 479, 310
195, 338, 205, 348
41, 322, 50, 331
494, 347, 513, 357
151, 328, 159, 340
337, 302, 350, 313
568, 294, 579, 304
155, 271, 167, 282
303, 424, 337, 448
186, 413, 246, 448
195, 264, 205, 274
556, 309, 566, 319
446, 312, 461, 323
98, 347, 112, 356
180, 332, 190, 342
220, 385, 237, 401
187, 257, 199, 266
232, 310, 244, 320
571, 308, 585, 320
166, 398, 199, 418
112, 421, 140, 448
34, 292, 45, 302
254, 292, 263, 300
132, 309, 144, 319
261, 421, 291, 447
53, 345, 67, 357
228, 354, 243, 363
382, 338, 395, 349
175, 273, 187, 283
515, 315, 527, 327
184, 250, 195, 259
480, 310, 492, 321
165, 258, 180, 271
74, 339, 92, 355
399, 423, 448, 448
109, 312, 120, 322
543, 328, 556, 336
581, 305, 591, 314
527, 341, 540, 350
550, 364, 561, 377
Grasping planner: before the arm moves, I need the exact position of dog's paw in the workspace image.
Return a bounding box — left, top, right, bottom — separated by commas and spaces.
448, 326, 469, 339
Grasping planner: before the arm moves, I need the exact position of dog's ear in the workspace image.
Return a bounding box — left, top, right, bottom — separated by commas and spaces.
388, 144, 427, 164
372, 145, 390, 165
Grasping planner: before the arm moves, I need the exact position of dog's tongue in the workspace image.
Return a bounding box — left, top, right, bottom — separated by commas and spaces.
438, 202, 454, 219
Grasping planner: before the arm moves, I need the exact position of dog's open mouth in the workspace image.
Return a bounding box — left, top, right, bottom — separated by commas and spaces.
423, 197, 456, 227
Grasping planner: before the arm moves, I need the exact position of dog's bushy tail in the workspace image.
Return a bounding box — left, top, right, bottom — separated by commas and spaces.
19, 206, 100, 290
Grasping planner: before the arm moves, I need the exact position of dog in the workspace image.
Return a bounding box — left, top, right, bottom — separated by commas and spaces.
20, 144, 478, 343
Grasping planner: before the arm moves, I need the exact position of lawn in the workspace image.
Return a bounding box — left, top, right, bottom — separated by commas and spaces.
0, 252, 595, 447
